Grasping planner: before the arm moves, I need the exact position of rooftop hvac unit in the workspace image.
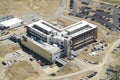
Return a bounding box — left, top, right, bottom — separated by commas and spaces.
52, 30, 57, 36
53, 44, 58, 47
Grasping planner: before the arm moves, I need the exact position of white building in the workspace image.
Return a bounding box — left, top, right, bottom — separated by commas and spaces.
0, 17, 23, 29
21, 20, 97, 62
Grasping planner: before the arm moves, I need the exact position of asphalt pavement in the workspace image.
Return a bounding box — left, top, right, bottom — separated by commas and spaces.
70, 1, 120, 31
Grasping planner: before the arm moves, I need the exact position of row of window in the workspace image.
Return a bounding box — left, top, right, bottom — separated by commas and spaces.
33, 25, 50, 35
28, 30, 47, 42
72, 31, 94, 44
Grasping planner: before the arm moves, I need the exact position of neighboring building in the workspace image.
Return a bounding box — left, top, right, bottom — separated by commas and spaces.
0, 17, 23, 30
20, 20, 97, 62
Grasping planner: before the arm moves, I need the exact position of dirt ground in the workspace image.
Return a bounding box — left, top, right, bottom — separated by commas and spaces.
56, 64, 79, 76
0, 0, 120, 80
62, 12, 120, 79
48, 17, 76, 29
0, 0, 59, 17
5, 61, 39, 80
0, 44, 19, 57
0, 40, 20, 58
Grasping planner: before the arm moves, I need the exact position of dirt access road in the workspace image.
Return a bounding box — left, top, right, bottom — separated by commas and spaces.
35, 38, 120, 80
90, 38, 120, 80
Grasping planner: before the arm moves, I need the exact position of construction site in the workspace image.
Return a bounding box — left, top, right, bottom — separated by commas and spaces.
0, 0, 120, 80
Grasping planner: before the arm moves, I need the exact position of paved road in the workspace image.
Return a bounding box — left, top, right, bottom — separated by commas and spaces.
20, 13, 42, 24
90, 38, 120, 80
113, 8, 120, 29
40, 38, 120, 80
73, 1, 120, 31
35, 0, 120, 79
71, 57, 90, 69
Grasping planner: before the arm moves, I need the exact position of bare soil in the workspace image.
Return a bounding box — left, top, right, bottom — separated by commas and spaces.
0, 0, 59, 17
0, 44, 19, 57
5, 61, 39, 80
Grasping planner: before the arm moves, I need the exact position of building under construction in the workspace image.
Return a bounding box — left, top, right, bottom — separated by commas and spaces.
20, 20, 97, 62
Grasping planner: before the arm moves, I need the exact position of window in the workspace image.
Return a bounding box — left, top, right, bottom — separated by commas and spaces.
33, 25, 48, 34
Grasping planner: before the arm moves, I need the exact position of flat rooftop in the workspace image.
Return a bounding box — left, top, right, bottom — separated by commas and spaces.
28, 20, 54, 32
46, 19, 97, 33
27, 20, 97, 37
66, 21, 97, 32
65, 21, 97, 37
0, 17, 23, 27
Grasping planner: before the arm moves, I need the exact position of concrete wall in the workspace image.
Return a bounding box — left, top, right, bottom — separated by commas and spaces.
21, 39, 52, 62
52, 52, 61, 62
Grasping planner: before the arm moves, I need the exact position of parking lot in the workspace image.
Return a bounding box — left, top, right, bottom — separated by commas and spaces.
69, 0, 120, 31
90, 9, 116, 31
